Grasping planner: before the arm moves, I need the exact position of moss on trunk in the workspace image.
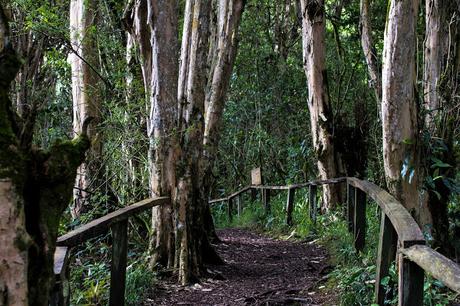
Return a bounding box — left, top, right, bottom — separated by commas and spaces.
0, 11, 90, 304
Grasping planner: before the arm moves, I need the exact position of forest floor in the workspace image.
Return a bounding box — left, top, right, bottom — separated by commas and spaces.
146, 228, 337, 305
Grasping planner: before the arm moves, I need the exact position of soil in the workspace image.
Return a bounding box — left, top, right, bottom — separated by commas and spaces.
146, 228, 337, 305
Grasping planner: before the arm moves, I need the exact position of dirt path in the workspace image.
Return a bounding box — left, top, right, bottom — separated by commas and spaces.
147, 228, 335, 305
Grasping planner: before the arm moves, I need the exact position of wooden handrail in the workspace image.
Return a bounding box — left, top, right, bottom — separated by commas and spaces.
52, 196, 169, 306
209, 175, 460, 306
347, 178, 424, 245
401, 245, 460, 293
57, 197, 169, 247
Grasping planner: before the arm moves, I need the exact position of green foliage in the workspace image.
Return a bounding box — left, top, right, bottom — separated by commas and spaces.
125, 260, 156, 306
70, 238, 111, 305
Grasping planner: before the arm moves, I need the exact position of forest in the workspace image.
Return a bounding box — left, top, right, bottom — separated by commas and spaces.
0, 0, 459, 305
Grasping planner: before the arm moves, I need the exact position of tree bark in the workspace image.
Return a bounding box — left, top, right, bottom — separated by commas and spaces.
176, 0, 221, 284
299, 0, 340, 210
202, 0, 245, 240
0, 7, 90, 304
125, 0, 242, 282
125, 0, 179, 268
423, 0, 460, 254
381, 0, 430, 226
147, 0, 179, 269
69, 0, 101, 219
359, 0, 381, 105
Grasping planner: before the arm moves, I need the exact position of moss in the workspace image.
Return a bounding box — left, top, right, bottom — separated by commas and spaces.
0, 47, 25, 183
25, 134, 90, 305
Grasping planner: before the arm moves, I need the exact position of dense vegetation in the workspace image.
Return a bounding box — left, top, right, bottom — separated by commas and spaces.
0, 0, 458, 305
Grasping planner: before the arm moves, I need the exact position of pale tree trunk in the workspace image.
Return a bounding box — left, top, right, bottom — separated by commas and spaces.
147, 0, 179, 269
126, 0, 223, 282
69, 0, 101, 219
125, 0, 179, 268
175, 0, 214, 284
424, 0, 459, 128
0, 6, 90, 304
360, 0, 381, 105
177, 0, 194, 124
121, 33, 143, 199
300, 0, 340, 210
202, 0, 245, 241
382, 0, 431, 226
423, 0, 460, 254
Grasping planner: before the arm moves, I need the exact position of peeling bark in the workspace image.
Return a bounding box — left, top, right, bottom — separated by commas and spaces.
69, 0, 101, 219
202, 0, 245, 240
125, 0, 178, 268
423, 0, 460, 254
300, 0, 340, 209
359, 0, 381, 106
381, 0, 430, 226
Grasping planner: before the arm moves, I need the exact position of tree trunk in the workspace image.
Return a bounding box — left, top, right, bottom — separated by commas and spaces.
423, 0, 460, 254
0, 7, 90, 305
176, 0, 223, 284
299, 0, 340, 210
125, 0, 178, 268
147, 0, 179, 269
69, 0, 101, 219
125, 0, 242, 282
381, 0, 431, 225
202, 0, 245, 240
359, 0, 381, 105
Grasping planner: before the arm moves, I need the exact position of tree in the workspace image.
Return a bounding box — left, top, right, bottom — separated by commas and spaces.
299, 0, 341, 209
202, 0, 246, 241
381, 0, 431, 225
423, 0, 460, 254
359, 0, 381, 105
124, 0, 245, 283
69, 0, 101, 219
0, 5, 90, 304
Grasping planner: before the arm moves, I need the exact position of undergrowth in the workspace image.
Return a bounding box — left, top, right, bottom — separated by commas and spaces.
62, 206, 156, 306
212, 188, 458, 305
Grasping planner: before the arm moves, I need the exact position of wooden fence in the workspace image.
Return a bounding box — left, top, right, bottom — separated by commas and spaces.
50, 197, 169, 306
209, 175, 460, 306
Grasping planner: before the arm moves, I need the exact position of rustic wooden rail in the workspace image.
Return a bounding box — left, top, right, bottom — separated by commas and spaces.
50, 197, 169, 306
209, 174, 460, 306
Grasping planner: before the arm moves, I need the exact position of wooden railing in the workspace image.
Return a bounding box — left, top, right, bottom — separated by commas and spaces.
209, 176, 460, 306
50, 197, 169, 306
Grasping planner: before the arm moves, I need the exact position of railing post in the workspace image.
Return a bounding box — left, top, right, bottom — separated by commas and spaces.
50, 247, 70, 306
375, 211, 397, 305
251, 188, 257, 202
109, 220, 128, 306
237, 194, 243, 217
263, 188, 271, 214
398, 243, 424, 306
286, 188, 295, 226
347, 183, 355, 233
354, 188, 366, 251
228, 197, 233, 222
309, 185, 317, 224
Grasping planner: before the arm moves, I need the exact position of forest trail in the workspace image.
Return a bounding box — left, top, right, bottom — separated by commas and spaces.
147, 228, 336, 305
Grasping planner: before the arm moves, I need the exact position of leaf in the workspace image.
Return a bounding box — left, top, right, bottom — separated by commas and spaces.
432, 190, 441, 200
380, 276, 390, 286
431, 162, 452, 168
